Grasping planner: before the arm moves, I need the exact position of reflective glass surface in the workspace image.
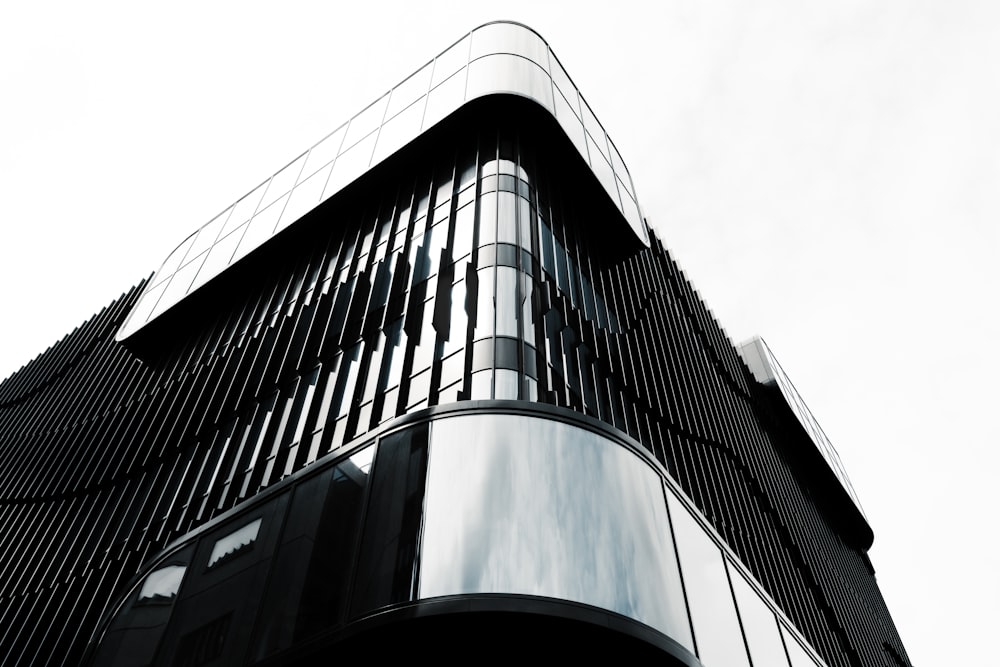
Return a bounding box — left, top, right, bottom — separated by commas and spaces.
119, 21, 650, 341
138, 565, 186, 601
208, 517, 262, 568
729, 562, 792, 667
101, 409, 830, 666
668, 493, 751, 667
421, 414, 689, 643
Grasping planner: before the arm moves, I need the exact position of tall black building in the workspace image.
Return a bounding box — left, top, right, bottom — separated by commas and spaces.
0, 22, 910, 667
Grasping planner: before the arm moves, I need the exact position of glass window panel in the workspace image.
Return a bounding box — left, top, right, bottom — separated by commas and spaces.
153, 234, 197, 286
184, 207, 231, 265
208, 517, 262, 568
382, 319, 406, 391
609, 140, 634, 199
497, 192, 517, 245
443, 280, 466, 355
458, 156, 477, 191
729, 562, 791, 667
277, 163, 331, 233
425, 222, 447, 277
523, 376, 538, 401
127, 280, 168, 327
439, 349, 464, 389
470, 22, 549, 70
222, 181, 268, 237
423, 68, 467, 130
478, 192, 497, 247
252, 450, 371, 659
466, 54, 552, 113
289, 370, 319, 446
432, 34, 470, 87
301, 124, 347, 181
190, 225, 244, 291
343, 93, 389, 153
549, 52, 576, 104
517, 197, 532, 252
372, 97, 426, 166
473, 267, 494, 341
350, 426, 428, 614
407, 370, 431, 408
138, 564, 186, 601
324, 132, 377, 198
260, 153, 306, 211
580, 97, 609, 162
480, 174, 498, 193
452, 202, 474, 259
667, 493, 750, 667
232, 194, 288, 263
494, 368, 519, 399
333, 343, 362, 421
520, 273, 535, 347
587, 138, 622, 208
469, 369, 492, 399
386, 61, 432, 119
421, 415, 692, 645
782, 626, 821, 667
495, 266, 518, 338
152, 253, 204, 316
553, 89, 589, 162
539, 217, 555, 278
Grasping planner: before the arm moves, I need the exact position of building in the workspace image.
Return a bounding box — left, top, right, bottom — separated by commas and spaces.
0, 22, 911, 667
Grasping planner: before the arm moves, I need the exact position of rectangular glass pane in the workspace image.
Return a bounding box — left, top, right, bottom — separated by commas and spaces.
324, 132, 377, 198
232, 194, 288, 263
667, 493, 751, 667
371, 97, 425, 165
185, 208, 231, 263
342, 93, 389, 153
386, 62, 432, 119
432, 34, 470, 88
301, 124, 347, 181
223, 181, 268, 237
423, 68, 467, 130
729, 562, 792, 667
277, 164, 331, 233
260, 153, 306, 211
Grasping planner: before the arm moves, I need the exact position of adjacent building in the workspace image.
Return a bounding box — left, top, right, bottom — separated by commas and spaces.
0, 22, 911, 667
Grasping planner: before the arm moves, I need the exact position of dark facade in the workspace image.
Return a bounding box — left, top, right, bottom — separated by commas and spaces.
0, 23, 910, 667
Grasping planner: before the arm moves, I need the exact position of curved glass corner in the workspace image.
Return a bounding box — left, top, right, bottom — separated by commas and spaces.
116, 21, 649, 343
92, 406, 829, 667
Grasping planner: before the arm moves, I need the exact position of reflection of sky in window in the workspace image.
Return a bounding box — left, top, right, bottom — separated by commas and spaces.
420, 414, 689, 644
138, 564, 186, 601
208, 517, 262, 568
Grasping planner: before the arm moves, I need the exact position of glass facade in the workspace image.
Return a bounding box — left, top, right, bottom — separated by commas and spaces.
117, 21, 648, 342
93, 408, 827, 667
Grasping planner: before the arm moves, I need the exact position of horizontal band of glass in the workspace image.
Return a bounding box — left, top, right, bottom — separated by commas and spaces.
117, 21, 649, 343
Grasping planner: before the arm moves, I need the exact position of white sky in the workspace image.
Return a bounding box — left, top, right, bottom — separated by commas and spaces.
2, 2, 996, 663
